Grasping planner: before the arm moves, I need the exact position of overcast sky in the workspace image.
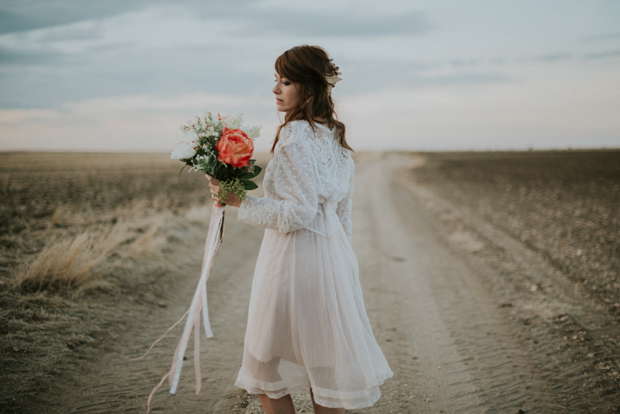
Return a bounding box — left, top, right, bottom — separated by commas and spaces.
1, 0, 619, 152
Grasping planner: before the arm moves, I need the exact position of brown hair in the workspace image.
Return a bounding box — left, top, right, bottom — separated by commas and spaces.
271, 45, 352, 153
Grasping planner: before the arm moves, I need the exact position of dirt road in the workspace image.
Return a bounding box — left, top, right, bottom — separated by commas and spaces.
60, 153, 620, 413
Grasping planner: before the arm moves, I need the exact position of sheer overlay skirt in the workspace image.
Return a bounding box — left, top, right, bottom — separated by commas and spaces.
234, 227, 393, 409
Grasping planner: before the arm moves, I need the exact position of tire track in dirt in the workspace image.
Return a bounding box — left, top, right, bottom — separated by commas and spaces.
349, 153, 524, 413
397, 153, 620, 412
346, 153, 620, 413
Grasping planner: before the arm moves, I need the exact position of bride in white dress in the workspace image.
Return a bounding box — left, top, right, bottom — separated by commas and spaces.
206, 45, 392, 414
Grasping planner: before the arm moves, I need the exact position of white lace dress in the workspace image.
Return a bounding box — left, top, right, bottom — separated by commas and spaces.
234, 120, 393, 409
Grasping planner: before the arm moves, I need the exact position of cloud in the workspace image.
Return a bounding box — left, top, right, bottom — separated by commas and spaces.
35, 23, 103, 42
1, 1, 619, 152
239, 10, 432, 37
420, 72, 509, 86
338, 57, 509, 94
534, 52, 572, 62
0, 0, 150, 34
0, 45, 63, 64
0, 92, 277, 152
0, 0, 290, 36
584, 49, 620, 60
337, 71, 620, 151
0, 2, 434, 110
581, 31, 620, 42
60, 93, 271, 114
0, 41, 275, 109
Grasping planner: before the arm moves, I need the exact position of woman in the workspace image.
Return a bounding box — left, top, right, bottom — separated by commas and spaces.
206, 45, 392, 414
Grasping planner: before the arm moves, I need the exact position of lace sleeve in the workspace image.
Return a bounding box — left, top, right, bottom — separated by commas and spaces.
336, 160, 354, 242
237, 126, 318, 234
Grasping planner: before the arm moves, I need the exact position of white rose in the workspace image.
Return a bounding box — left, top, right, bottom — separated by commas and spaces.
170, 134, 198, 159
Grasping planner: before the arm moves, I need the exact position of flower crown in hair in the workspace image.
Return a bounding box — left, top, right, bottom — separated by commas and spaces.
325, 66, 342, 94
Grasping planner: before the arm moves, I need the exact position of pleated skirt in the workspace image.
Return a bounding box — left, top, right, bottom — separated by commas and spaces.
234, 226, 393, 409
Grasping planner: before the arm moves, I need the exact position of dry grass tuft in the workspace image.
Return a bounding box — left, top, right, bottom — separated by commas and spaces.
185, 205, 211, 223
17, 230, 115, 292
15, 209, 184, 293
123, 223, 167, 258
47, 206, 90, 228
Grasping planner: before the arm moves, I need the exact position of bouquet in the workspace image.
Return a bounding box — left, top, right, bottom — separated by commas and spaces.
171, 112, 262, 201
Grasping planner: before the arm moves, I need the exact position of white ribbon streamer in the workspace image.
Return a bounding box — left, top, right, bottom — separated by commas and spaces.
133, 203, 226, 413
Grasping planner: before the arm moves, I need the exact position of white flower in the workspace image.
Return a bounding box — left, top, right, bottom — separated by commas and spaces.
170, 134, 198, 159
218, 114, 228, 126
242, 125, 262, 140
223, 113, 243, 130
206, 126, 219, 138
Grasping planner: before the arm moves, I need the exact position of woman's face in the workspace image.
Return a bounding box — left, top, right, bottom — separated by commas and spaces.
273, 72, 300, 113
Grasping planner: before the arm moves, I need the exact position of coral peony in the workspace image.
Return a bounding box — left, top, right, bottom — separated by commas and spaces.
217, 128, 254, 168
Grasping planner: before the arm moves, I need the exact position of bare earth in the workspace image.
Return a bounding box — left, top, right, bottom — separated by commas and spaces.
1, 151, 619, 413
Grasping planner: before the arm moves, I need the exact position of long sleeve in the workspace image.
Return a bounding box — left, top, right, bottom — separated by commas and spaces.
238, 128, 319, 234
336, 161, 354, 242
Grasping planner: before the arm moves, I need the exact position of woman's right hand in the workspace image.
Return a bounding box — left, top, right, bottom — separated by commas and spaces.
205, 174, 227, 207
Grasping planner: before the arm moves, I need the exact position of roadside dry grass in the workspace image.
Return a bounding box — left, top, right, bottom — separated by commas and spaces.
0, 153, 210, 290
0, 152, 235, 412
16, 209, 173, 293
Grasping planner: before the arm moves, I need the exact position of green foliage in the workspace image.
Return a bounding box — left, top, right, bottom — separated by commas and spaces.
216, 177, 248, 201
238, 165, 262, 180
239, 180, 258, 191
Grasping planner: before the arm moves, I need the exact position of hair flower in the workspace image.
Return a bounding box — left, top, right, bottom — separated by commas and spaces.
325, 66, 342, 94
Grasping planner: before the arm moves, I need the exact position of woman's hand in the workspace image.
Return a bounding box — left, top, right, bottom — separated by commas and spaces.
205, 174, 242, 208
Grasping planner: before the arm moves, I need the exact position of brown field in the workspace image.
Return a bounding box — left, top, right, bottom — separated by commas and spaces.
410, 150, 620, 314
1, 150, 619, 413
0, 152, 268, 413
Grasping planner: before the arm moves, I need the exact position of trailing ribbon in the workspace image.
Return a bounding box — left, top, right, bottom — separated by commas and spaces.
131, 203, 226, 413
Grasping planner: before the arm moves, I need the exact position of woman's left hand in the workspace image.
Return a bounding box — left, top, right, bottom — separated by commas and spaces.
205, 174, 242, 208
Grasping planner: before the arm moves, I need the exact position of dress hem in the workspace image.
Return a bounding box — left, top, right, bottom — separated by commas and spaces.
234, 369, 394, 410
